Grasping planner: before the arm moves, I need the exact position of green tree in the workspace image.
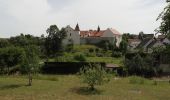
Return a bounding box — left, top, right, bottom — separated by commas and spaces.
119, 40, 128, 55
157, 1, 170, 37
80, 64, 110, 91
0, 39, 11, 48
21, 45, 39, 86
0, 46, 25, 74
45, 25, 66, 57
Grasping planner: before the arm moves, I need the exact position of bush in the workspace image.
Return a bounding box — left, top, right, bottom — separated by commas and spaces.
74, 53, 86, 62
80, 64, 110, 91
112, 51, 122, 58
89, 48, 94, 53
55, 56, 73, 62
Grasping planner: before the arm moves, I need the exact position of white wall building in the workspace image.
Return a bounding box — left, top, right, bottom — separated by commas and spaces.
63, 24, 122, 46
62, 25, 80, 45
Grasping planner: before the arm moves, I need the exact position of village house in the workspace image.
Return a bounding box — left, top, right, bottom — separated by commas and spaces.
128, 34, 170, 53
63, 24, 122, 47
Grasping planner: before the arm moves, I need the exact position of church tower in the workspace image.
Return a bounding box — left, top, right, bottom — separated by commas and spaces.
97, 25, 100, 32
75, 23, 80, 31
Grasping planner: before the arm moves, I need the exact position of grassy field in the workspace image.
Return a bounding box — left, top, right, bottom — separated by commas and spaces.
86, 57, 123, 66
0, 75, 170, 100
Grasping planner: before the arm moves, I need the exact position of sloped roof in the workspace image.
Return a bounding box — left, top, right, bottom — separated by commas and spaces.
136, 38, 152, 48
143, 34, 154, 38
128, 39, 141, 43
108, 28, 122, 35
80, 30, 106, 37
147, 39, 157, 48
79, 27, 121, 37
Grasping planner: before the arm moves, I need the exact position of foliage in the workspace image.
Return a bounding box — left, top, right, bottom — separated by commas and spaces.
65, 39, 74, 52
157, 1, 170, 37
0, 39, 11, 48
45, 25, 66, 57
96, 40, 115, 51
20, 45, 40, 86
112, 51, 122, 58
125, 54, 156, 77
0, 46, 25, 74
80, 64, 110, 90
74, 53, 86, 62
9, 34, 45, 57
9, 34, 44, 47
119, 40, 128, 55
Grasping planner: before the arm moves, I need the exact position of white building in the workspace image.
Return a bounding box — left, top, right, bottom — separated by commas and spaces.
62, 25, 80, 45
63, 24, 122, 46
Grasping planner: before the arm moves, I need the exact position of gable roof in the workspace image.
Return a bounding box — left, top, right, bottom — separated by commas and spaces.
80, 30, 106, 37
136, 38, 152, 48
128, 39, 141, 43
143, 34, 154, 38
108, 28, 122, 35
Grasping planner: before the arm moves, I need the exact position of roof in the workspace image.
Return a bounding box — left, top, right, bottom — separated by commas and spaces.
147, 39, 157, 48
136, 38, 152, 48
80, 30, 106, 37
128, 39, 141, 43
143, 34, 154, 38
108, 28, 122, 35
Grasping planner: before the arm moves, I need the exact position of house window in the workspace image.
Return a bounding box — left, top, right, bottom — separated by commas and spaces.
70, 33, 71, 36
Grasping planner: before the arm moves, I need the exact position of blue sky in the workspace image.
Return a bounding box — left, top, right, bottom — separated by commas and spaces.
0, 0, 166, 37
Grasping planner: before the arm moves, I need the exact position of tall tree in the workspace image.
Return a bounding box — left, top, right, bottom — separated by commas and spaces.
45, 25, 66, 57
157, 1, 170, 37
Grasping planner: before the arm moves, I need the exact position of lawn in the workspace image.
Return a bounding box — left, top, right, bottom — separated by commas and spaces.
86, 57, 123, 66
0, 75, 170, 100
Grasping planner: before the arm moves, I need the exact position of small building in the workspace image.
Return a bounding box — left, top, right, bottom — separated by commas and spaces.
128, 39, 141, 50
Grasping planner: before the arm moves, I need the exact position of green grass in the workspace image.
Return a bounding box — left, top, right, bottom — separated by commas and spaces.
86, 57, 123, 66
0, 75, 170, 100
46, 56, 123, 66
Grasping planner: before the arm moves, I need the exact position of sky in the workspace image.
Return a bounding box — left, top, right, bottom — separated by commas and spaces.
0, 0, 167, 38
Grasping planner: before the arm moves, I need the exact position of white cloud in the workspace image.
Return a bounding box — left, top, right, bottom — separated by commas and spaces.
0, 0, 166, 37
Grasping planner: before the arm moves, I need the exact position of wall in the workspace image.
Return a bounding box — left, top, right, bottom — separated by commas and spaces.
80, 37, 116, 45
42, 62, 105, 74
102, 28, 122, 46
63, 26, 80, 45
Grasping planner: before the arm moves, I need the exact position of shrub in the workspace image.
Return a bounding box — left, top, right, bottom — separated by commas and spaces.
112, 51, 122, 58
55, 56, 73, 62
89, 48, 94, 53
80, 64, 110, 91
74, 53, 86, 62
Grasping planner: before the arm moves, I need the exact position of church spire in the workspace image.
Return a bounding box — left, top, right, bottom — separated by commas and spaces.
75, 23, 80, 31
97, 25, 100, 32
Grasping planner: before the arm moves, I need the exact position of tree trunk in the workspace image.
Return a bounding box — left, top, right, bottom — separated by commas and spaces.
90, 84, 94, 91
28, 73, 32, 86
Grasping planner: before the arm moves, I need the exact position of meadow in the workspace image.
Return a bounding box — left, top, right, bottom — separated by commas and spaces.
0, 75, 169, 100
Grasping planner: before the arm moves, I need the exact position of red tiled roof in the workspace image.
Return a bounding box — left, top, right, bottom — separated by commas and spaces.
80, 28, 121, 37
80, 30, 105, 37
